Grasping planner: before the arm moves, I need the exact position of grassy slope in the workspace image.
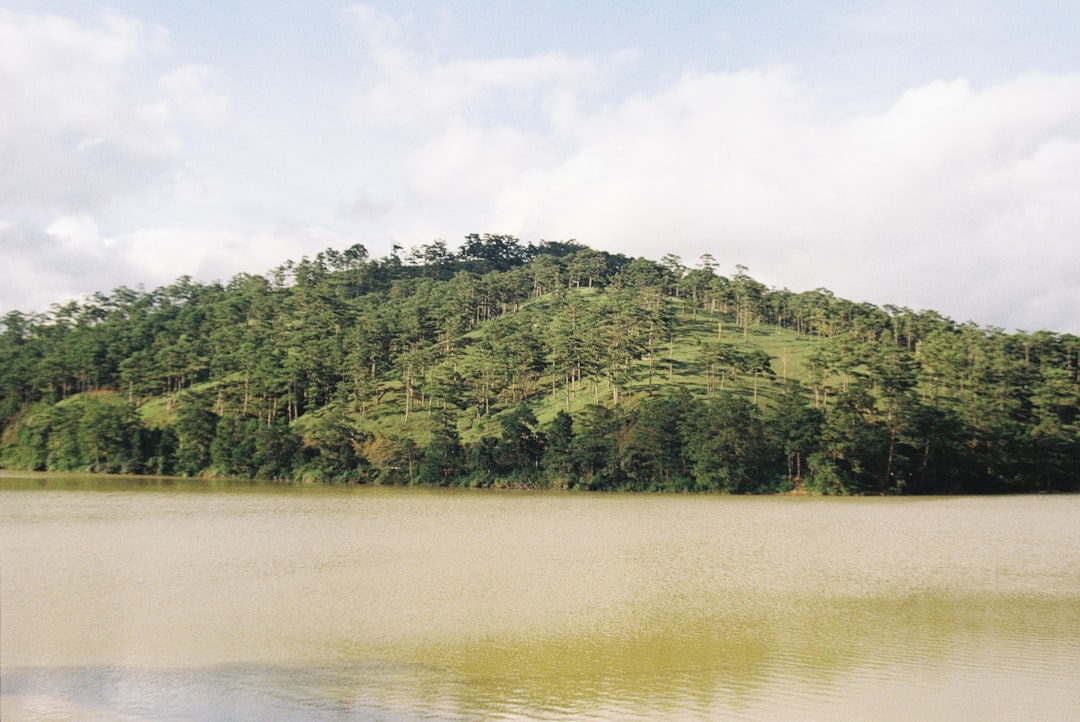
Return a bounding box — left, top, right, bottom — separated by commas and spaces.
128, 289, 821, 445
337, 292, 818, 444
539, 310, 815, 425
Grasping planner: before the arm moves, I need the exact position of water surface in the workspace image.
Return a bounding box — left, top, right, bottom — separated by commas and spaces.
2, 474, 1079, 720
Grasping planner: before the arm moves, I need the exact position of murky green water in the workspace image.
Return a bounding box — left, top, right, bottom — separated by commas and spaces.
2, 474, 1079, 720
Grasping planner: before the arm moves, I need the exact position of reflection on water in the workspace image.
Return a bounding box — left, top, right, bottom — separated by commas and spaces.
2, 474, 1080, 721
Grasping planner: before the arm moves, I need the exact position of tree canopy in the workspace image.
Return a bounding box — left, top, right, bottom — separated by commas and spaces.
2, 237, 1077, 493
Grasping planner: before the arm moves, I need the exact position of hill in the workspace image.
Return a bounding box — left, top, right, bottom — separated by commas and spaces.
1, 235, 1078, 493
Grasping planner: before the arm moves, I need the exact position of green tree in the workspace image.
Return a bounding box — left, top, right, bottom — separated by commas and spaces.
418, 414, 465, 485
76, 393, 141, 472
686, 394, 775, 492
541, 410, 576, 484
571, 405, 624, 489
174, 391, 219, 476
493, 404, 545, 478
300, 404, 369, 482
622, 389, 697, 489
766, 381, 822, 483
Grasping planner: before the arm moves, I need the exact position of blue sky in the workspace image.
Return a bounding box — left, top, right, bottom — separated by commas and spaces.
2, 1, 1079, 332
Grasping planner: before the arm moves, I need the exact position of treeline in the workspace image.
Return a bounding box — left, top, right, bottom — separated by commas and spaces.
1, 235, 1078, 493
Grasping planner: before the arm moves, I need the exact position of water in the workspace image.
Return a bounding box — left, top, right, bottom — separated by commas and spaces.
2, 474, 1079, 720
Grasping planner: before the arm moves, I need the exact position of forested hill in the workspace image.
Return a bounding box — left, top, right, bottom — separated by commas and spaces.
2, 234, 1078, 493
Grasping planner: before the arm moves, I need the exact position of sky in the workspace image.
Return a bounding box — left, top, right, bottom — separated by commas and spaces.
2, 1, 1079, 333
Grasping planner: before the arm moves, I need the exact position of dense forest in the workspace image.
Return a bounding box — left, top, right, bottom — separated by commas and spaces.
2, 234, 1078, 493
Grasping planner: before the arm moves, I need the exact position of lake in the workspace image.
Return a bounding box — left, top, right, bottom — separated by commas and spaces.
2, 473, 1079, 720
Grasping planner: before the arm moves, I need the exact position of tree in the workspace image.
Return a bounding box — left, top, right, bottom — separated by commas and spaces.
210, 415, 258, 478
571, 405, 624, 489
766, 381, 822, 483
418, 414, 465, 485
659, 253, 685, 297
529, 255, 562, 298
622, 389, 696, 489
817, 387, 886, 493
565, 249, 609, 288
685, 394, 775, 492
493, 404, 544, 477
542, 410, 576, 484
174, 391, 219, 476
0, 402, 52, 470
76, 393, 141, 473
731, 265, 766, 343
2, 237, 1076, 494
407, 239, 455, 278
300, 404, 369, 482
863, 344, 917, 487
901, 404, 970, 493
458, 233, 531, 272
740, 348, 776, 404
1027, 366, 1080, 491
251, 418, 302, 480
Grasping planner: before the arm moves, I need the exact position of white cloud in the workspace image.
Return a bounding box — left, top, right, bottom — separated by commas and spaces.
0, 218, 358, 314
107, 226, 292, 281
345, 3, 410, 51
158, 64, 231, 129
0, 9, 182, 218
2, 5, 1077, 335
337, 189, 391, 220
45, 215, 106, 252
0, 9, 166, 83
345, 3, 625, 130
473, 70, 1080, 332
334, 6, 1079, 331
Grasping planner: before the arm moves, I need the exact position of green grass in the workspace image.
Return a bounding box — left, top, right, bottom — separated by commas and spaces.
127, 289, 823, 445
320, 293, 827, 445
138, 394, 174, 427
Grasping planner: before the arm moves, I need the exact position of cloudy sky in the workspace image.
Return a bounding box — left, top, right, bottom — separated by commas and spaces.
2, 1, 1078, 332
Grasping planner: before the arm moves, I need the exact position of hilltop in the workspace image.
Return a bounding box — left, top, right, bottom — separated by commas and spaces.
1, 235, 1077, 493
